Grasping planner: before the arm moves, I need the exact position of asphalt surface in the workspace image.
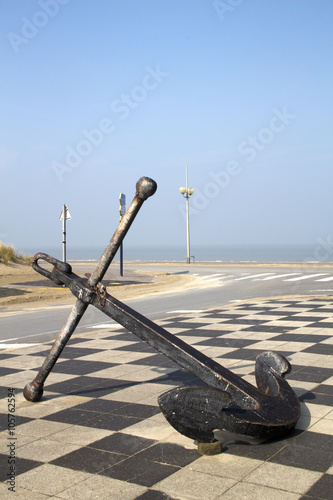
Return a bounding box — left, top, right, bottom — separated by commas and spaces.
1, 262, 333, 346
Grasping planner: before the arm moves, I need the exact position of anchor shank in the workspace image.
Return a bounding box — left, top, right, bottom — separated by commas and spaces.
56, 269, 262, 409
98, 294, 261, 408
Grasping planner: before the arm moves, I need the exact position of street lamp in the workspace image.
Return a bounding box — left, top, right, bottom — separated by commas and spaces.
179, 164, 194, 263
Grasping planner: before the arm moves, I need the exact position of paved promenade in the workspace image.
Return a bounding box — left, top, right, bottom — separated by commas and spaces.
0, 296, 332, 499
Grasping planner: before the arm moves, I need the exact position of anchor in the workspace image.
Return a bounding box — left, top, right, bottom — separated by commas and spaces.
24, 177, 300, 450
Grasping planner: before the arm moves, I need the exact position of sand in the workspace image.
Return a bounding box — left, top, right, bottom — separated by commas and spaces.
0, 261, 201, 310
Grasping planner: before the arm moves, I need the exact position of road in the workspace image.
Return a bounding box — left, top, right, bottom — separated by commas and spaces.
1, 262, 333, 347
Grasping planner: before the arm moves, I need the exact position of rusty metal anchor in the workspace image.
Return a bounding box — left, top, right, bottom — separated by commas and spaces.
24, 176, 300, 447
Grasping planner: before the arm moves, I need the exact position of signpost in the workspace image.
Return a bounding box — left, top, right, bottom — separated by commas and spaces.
59, 204, 71, 262
119, 193, 126, 276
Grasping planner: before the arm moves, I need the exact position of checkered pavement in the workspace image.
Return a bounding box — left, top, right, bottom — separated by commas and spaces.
0, 296, 332, 499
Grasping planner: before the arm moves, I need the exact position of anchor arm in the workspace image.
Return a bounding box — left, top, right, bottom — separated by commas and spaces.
52, 267, 261, 408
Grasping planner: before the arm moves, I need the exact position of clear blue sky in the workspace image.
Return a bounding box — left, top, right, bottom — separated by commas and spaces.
1, 0, 333, 255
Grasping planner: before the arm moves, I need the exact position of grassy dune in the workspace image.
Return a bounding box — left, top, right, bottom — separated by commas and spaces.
0, 242, 32, 266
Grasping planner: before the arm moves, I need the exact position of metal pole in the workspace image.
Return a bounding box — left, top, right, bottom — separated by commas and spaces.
62, 204, 66, 263
120, 238, 123, 277
186, 165, 190, 264
119, 193, 126, 277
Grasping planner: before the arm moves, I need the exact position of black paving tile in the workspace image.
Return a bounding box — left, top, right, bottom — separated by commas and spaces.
128, 354, 178, 368
51, 446, 125, 473
64, 337, 93, 344
136, 490, 179, 500
72, 399, 128, 414
0, 386, 15, 399
104, 333, 138, 342
135, 442, 201, 467
0, 453, 43, 479
0, 413, 33, 431
303, 474, 333, 499
153, 370, 205, 387
182, 329, 233, 337
293, 366, 333, 378
225, 428, 302, 460
219, 348, 282, 360
113, 342, 155, 352
224, 440, 286, 461
43, 408, 102, 425
287, 370, 332, 384
272, 333, 310, 342
0, 367, 21, 376
100, 455, 179, 487
241, 325, 298, 333
59, 347, 107, 359
284, 316, 326, 322
81, 412, 141, 431
307, 321, 333, 328
268, 443, 332, 472
293, 431, 333, 452
302, 344, 333, 355
46, 377, 139, 398
68, 380, 141, 398
0, 353, 20, 359
52, 359, 115, 375
90, 432, 156, 455
295, 335, 330, 344
46, 376, 108, 393
299, 391, 333, 406
112, 403, 160, 419
29, 347, 104, 358
165, 322, 210, 329
313, 384, 333, 395
195, 338, 257, 348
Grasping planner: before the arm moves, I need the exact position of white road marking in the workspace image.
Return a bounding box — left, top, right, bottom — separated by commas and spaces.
89, 324, 123, 329
315, 276, 333, 282
284, 273, 328, 281
202, 273, 225, 279
205, 277, 226, 282
234, 273, 275, 281
253, 273, 301, 281
167, 310, 204, 314
0, 343, 39, 349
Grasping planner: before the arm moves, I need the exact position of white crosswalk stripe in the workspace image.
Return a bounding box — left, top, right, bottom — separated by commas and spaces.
205, 276, 227, 282
198, 271, 333, 285
253, 273, 301, 281
234, 273, 275, 281
202, 273, 225, 280
284, 273, 328, 281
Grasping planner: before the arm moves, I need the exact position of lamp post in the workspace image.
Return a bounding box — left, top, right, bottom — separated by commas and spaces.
179, 164, 194, 263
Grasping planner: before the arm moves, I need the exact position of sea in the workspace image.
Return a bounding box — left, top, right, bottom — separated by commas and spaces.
21, 244, 333, 264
